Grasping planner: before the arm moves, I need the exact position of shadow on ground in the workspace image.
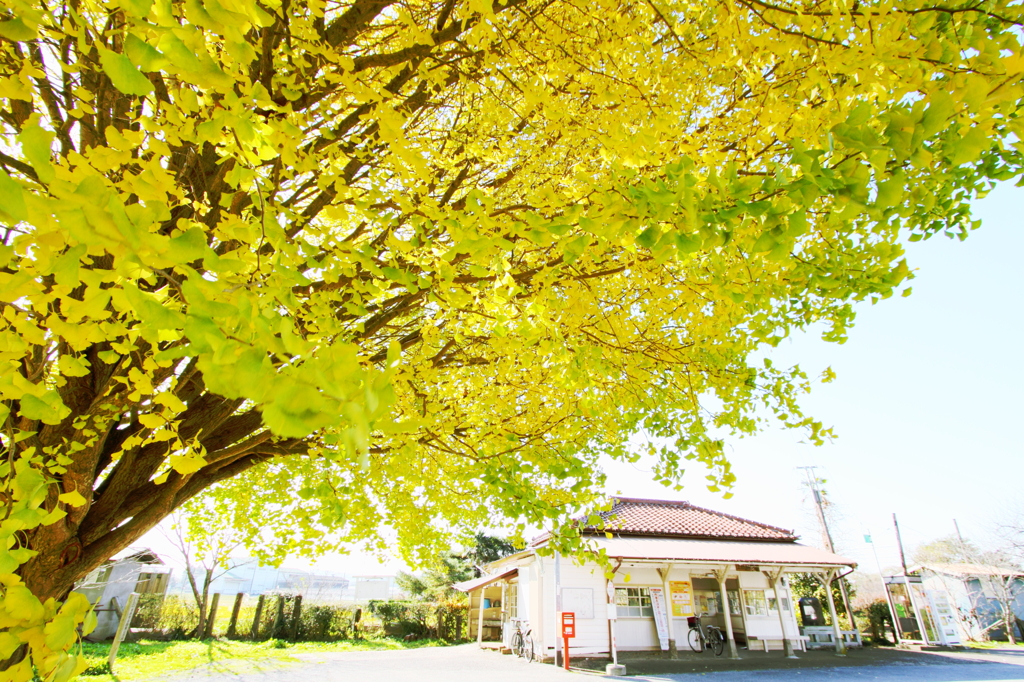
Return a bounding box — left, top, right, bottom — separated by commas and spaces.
571, 646, 1021, 676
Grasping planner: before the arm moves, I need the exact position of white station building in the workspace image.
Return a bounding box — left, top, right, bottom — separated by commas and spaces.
457, 497, 858, 660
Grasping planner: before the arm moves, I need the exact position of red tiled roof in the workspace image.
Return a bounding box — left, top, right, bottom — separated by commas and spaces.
586, 497, 797, 542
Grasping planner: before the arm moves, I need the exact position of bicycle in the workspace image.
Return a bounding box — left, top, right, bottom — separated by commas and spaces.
509, 618, 534, 662
686, 615, 725, 656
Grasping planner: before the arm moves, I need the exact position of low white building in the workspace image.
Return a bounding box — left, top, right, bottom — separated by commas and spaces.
457, 497, 857, 661
908, 563, 1024, 643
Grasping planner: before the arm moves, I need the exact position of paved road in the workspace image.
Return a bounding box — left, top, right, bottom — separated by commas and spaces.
162, 644, 1024, 682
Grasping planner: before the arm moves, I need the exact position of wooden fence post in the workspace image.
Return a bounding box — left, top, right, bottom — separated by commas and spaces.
289, 596, 303, 641
271, 596, 286, 639
227, 593, 244, 639
250, 595, 266, 640
108, 593, 139, 674
204, 593, 221, 639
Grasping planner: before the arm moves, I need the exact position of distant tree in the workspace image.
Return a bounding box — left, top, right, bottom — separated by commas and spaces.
998, 504, 1024, 564
466, 534, 518, 567
912, 534, 986, 566
397, 534, 517, 600
162, 504, 248, 638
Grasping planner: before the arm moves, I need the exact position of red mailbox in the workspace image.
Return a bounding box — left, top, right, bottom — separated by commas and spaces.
560, 612, 575, 670
561, 612, 576, 638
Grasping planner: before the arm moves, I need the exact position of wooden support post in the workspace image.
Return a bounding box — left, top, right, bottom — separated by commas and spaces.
500, 582, 507, 648
658, 565, 677, 658
204, 593, 220, 639
108, 593, 139, 674
475, 590, 485, 645
227, 593, 244, 639
821, 569, 847, 656
766, 568, 797, 658
715, 567, 740, 659
289, 596, 303, 640
250, 595, 266, 640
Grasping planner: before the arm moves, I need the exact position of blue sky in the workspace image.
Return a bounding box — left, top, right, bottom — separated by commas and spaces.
603, 180, 1024, 572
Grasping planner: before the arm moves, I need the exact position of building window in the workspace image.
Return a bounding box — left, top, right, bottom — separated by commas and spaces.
507, 583, 518, 619
695, 592, 722, 616
743, 590, 768, 617
615, 587, 654, 618
728, 590, 741, 616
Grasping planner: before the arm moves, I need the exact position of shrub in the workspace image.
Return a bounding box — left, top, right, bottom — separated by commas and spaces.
296, 603, 354, 641
865, 599, 895, 645
157, 596, 201, 639
131, 594, 166, 629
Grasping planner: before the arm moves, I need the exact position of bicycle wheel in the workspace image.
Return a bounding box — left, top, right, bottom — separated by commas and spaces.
709, 628, 725, 657
687, 627, 703, 653
511, 631, 523, 657
523, 635, 534, 662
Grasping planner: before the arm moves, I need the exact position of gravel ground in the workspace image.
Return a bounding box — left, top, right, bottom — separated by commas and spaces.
157, 643, 1024, 682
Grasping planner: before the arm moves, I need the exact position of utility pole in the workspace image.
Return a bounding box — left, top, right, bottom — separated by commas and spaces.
893, 513, 908, 575
953, 519, 970, 562
799, 467, 857, 632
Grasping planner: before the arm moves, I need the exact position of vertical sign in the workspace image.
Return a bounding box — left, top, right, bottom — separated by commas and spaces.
648, 587, 670, 651
669, 581, 694, 617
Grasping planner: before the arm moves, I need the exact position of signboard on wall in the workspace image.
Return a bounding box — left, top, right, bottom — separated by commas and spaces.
669, 581, 694, 617
648, 587, 670, 651
561, 587, 595, 619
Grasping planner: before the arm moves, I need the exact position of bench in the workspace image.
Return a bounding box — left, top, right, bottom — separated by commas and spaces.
747, 636, 808, 652
801, 626, 863, 648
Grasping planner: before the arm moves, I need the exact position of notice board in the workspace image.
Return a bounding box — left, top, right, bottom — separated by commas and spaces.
561, 587, 595, 619
669, 580, 694, 617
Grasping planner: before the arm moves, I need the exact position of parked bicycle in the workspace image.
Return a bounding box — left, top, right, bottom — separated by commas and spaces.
687, 615, 725, 656
510, 618, 534, 662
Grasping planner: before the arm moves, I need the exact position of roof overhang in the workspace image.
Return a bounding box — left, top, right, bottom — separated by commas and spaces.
453, 567, 519, 593
589, 536, 856, 569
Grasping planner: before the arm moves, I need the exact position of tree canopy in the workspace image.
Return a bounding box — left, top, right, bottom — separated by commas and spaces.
2, 0, 1024, 675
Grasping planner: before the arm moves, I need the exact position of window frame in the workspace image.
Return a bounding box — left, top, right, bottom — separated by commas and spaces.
615, 586, 655, 618
742, 589, 769, 617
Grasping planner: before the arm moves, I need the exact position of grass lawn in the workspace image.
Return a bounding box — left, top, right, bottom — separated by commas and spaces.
80, 637, 456, 681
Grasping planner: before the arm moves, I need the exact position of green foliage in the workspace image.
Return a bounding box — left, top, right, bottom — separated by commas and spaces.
156, 596, 202, 639
789, 573, 856, 621
3, 0, 1024, 670
366, 599, 467, 640
367, 600, 414, 626
396, 534, 516, 600
131, 594, 167, 630
292, 604, 352, 642
864, 599, 895, 645
467, 534, 519, 566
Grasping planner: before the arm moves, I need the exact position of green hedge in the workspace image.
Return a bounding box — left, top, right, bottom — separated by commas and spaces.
131, 595, 466, 642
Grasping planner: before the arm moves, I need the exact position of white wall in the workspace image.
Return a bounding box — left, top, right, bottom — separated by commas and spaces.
513, 557, 803, 655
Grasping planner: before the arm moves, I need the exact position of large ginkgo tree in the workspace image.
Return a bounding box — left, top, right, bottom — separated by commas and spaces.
0, 0, 1022, 675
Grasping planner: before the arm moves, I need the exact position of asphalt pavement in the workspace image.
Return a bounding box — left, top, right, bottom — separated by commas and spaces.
158, 644, 1024, 682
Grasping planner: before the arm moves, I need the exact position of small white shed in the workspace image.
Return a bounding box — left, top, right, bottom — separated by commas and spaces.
74, 547, 170, 640
456, 497, 857, 661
